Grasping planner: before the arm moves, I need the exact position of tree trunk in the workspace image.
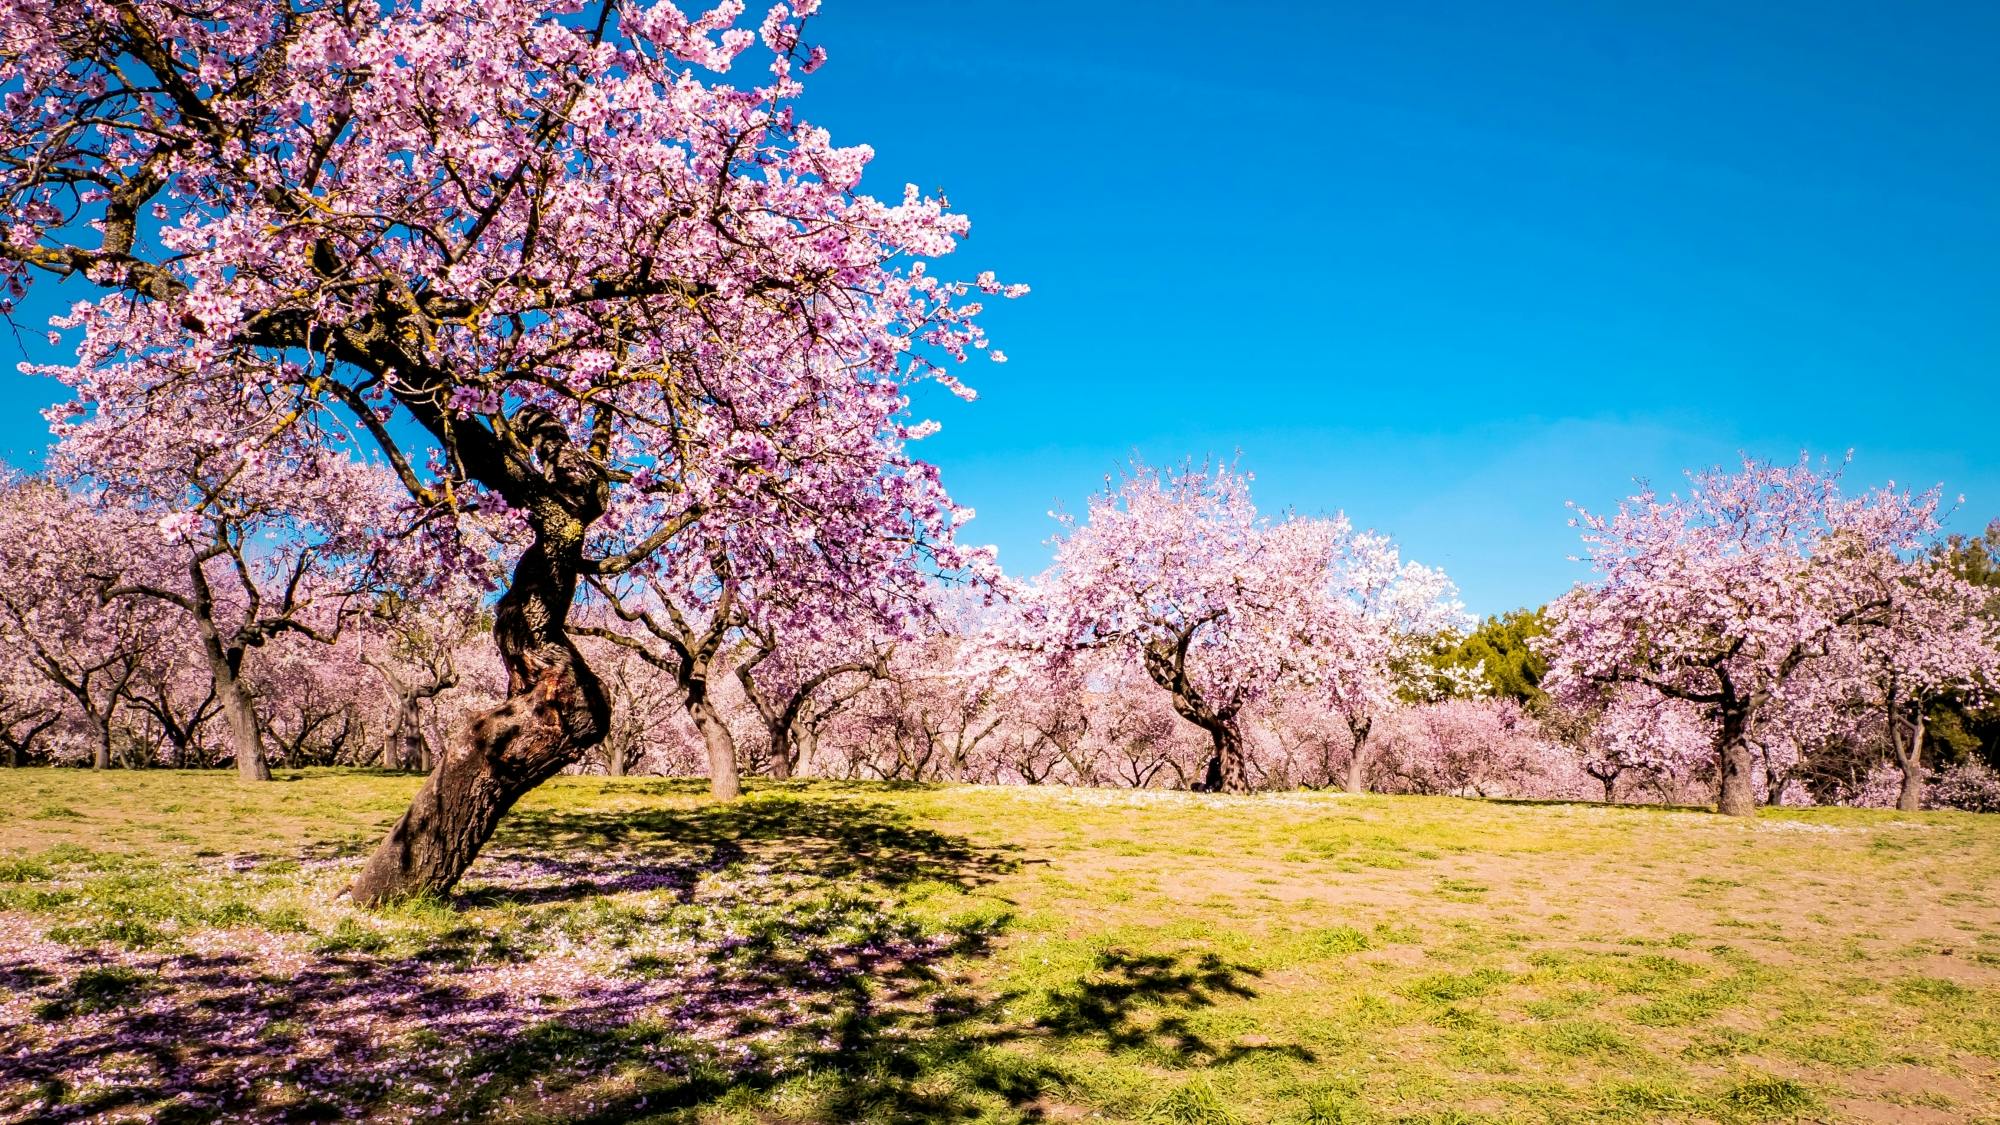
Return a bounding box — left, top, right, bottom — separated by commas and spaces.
1715, 710, 1758, 818
187, 559, 270, 782
690, 695, 741, 799
1602, 775, 1617, 804
92, 720, 111, 771
215, 658, 271, 783
385, 692, 426, 771
1208, 726, 1248, 794
792, 725, 820, 779
606, 741, 628, 777
767, 728, 794, 780
348, 512, 609, 907
1343, 716, 1373, 794
1896, 709, 1926, 813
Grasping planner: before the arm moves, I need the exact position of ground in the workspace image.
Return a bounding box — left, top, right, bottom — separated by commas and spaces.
0, 772, 1997, 1124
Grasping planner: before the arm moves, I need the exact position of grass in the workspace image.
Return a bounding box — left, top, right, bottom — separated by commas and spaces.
0, 769, 1996, 1123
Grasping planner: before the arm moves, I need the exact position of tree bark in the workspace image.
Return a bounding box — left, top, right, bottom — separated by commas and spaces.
1896, 709, 1926, 813
348, 510, 609, 907
186, 559, 271, 782
1206, 726, 1248, 794
690, 694, 741, 800
216, 662, 271, 782
793, 725, 822, 778
1602, 775, 1617, 804
389, 692, 427, 771
1343, 715, 1372, 794
767, 728, 794, 780
1715, 708, 1758, 818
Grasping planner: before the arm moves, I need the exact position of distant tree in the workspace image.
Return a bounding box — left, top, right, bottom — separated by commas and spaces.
57, 412, 409, 782
1330, 559, 1475, 793
1434, 609, 1550, 707
1927, 522, 2000, 768
0, 481, 177, 770
735, 625, 890, 781
1544, 456, 1940, 817
1022, 462, 1380, 794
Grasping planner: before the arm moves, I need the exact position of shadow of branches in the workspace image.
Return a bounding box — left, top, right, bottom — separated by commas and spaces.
0, 791, 1293, 1123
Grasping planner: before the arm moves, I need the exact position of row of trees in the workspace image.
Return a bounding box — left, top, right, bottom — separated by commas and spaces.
8, 456, 1997, 818
2, 0, 1994, 906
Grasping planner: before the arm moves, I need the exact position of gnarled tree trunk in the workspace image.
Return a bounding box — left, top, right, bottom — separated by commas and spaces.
1715, 707, 1758, 818
348, 509, 609, 906
1203, 725, 1248, 793
1143, 626, 1249, 794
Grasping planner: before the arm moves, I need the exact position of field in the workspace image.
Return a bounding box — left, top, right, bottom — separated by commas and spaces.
1, 772, 1998, 1124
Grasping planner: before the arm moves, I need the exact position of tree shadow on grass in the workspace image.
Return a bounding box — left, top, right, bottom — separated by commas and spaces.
0, 792, 1294, 1123
460, 791, 1016, 907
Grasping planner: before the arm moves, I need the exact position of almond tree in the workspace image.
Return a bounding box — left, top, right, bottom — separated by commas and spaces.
0, 480, 176, 769
0, 655, 64, 768
1809, 549, 1999, 810
1022, 462, 1375, 794
1372, 698, 1571, 798
1569, 688, 1712, 804
1327, 551, 1477, 793
734, 624, 889, 780
1544, 456, 1939, 817
1, 0, 1013, 901
58, 416, 409, 781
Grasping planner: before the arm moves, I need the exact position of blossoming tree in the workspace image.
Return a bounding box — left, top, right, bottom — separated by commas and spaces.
1022, 462, 1378, 793
51, 392, 410, 781
1, 0, 1014, 901
1544, 456, 1942, 817
0, 479, 181, 770
1807, 547, 1999, 810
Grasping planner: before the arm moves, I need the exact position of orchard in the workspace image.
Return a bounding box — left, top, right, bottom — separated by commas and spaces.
2, 2, 1998, 1122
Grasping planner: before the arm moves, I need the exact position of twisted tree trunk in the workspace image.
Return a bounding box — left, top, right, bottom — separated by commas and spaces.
1204, 726, 1247, 793
1142, 625, 1249, 794
348, 506, 609, 906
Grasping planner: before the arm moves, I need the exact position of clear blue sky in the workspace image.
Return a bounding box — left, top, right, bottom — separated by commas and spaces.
4, 0, 1997, 614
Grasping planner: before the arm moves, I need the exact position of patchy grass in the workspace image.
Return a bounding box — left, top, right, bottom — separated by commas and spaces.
0, 769, 1997, 1123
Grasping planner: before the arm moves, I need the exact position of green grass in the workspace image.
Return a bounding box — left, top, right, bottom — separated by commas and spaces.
0, 768, 1997, 1123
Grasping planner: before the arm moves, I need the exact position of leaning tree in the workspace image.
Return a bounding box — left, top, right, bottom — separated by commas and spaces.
1, 0, 1015, 902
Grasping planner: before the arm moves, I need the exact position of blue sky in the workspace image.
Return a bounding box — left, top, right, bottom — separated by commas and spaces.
5, 0, 1997, 614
